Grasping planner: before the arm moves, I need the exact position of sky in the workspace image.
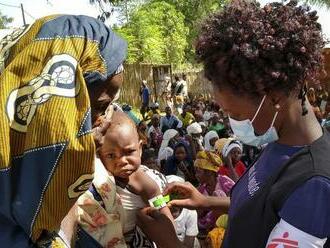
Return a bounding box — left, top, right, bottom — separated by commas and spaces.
0, 0, 117, 27
0, 0, 330, 41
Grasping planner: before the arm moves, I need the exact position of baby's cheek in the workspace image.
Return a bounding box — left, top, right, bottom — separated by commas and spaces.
105, 162, 116, 174
130, 156, 141, 169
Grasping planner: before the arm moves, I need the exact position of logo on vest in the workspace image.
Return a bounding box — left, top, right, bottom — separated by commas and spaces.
248, 165, 260, 196
267, 232, 298, 248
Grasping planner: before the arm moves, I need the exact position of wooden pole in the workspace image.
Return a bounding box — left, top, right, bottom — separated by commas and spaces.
20, 3, 26, 26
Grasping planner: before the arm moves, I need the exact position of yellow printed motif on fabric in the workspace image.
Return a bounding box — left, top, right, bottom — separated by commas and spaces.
6, 54, 80, 132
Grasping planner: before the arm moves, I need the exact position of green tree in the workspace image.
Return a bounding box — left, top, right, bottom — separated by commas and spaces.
114, 1, 188, 66
0, 11, 13, 29
150, 0, 227, 62
115, 0, 145, 23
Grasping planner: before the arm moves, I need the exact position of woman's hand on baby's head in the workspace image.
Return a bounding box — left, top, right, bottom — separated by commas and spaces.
93, 118, 111, 150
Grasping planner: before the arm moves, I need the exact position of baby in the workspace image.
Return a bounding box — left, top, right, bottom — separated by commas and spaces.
76, 110, 173, 247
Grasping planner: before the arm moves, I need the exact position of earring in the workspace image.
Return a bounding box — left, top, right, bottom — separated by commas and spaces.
274, 104, 280, 110
298, 84, 308, 116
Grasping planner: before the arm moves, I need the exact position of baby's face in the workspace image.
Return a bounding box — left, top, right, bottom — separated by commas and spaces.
99, 124, 142, 178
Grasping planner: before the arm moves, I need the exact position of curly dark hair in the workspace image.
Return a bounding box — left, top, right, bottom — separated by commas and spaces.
196, 0, 325, 99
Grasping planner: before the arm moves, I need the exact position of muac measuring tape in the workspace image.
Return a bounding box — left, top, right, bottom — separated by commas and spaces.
148, 195, 171, 209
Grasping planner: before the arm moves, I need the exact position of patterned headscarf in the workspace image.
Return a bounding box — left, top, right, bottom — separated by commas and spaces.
194, 151, 222, 172
204, 131, 219, 151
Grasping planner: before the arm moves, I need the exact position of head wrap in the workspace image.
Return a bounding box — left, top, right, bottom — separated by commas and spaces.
215, 138, 242, 158
215, 138, 229, 156
187, 122, 202, 135
222, 140, 243, 157
158, 147, 174, 162
158, 129, 178, 158
194, 151, 222, 172
204, 131, 219, 151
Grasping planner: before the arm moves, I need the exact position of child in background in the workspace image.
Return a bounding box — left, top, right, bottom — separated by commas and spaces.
166, 175, 200, 248
204, 131, 219, 152
163, 143, 197, 185
77, 111, 173, 247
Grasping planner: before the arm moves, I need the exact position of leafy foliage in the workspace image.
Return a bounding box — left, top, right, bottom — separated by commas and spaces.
90, 0, 226, 65
114, 1, 188, 66
0, 11, 13, 29
150, 0, 228, 62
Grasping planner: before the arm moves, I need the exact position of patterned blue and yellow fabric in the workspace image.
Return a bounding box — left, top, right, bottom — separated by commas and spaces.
0, 15, 127, 246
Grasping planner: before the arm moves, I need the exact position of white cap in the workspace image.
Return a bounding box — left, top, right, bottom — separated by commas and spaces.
187, 122, 202, 135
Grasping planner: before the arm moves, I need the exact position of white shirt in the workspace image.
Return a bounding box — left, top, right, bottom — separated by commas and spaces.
174, 208, 198, 242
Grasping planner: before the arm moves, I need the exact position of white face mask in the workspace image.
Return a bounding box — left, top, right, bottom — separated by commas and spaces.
229, 95, 279, 147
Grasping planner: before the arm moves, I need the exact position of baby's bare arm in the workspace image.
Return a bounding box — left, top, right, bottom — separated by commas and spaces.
134, 170, 174, 223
